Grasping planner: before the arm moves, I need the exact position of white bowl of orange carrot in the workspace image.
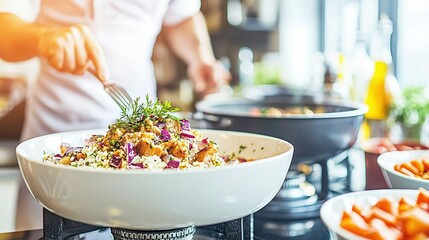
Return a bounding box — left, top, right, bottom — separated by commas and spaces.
320, 188, 429, 240
377, 150, 429, 189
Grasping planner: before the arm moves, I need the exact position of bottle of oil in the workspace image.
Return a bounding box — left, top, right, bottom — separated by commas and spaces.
363, 14, 400, 138
350, 36, 374, 103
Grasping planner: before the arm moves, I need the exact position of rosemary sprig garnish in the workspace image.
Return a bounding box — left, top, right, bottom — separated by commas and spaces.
116, 96, 180, 131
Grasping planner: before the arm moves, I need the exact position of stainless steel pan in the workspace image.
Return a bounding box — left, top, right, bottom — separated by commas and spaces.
196, 95, 367, 163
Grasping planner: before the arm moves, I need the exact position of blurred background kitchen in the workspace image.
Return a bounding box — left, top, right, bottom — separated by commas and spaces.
1, 0, 429, 233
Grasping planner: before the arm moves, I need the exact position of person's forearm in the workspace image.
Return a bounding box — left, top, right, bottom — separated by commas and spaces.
0, 13, 108, 80
162, 12, 215, 65
0, 13, 46, 62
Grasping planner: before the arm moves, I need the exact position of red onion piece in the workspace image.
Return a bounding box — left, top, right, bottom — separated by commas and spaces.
126, 142, 137, 164
109, 155, 122, 168
180, 130, 195, 139
166, 160, 180, 169
160, 129, 171, 141
180, 119, 191, 131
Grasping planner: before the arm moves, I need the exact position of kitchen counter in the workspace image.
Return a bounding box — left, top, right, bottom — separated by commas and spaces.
0, 140, 20, 167
0, 168, 20, 233
0, 140, 20, 233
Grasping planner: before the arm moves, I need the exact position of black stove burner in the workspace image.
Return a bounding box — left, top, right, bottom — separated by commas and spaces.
256, 152, 355, 220
41, 209, 251, 240
276, 170, 317, 202
255, 169, 321, 220
110, 226, 196, 240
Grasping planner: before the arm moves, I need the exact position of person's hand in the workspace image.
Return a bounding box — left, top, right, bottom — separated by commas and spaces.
187, 60, 231, 98
37, 24, 109, 81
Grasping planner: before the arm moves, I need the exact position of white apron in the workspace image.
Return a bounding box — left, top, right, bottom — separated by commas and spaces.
0, 0, 200, 230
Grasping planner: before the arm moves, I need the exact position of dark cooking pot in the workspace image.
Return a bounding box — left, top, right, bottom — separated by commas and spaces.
196, 96, 368, 163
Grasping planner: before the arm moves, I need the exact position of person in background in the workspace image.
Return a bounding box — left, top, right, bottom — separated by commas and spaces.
0, 0, 230, 231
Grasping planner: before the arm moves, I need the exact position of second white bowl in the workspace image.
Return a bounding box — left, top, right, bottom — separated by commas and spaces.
377, 150, 429, 189
320, 189, 420, 240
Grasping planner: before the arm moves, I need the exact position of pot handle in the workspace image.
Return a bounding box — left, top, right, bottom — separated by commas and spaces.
191, 112, 232, 128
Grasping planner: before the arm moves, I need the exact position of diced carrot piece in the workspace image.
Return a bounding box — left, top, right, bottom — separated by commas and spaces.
416, 188, 429, 205
401, 162, 420, 175
368, 207, 398, 227
352, 204, 374, 223
399, 196, 416, 206
418, 203, 429, 212
394, 163, 402, 172
411, 159, 425, 174
399, 196, 416, 214
352, 204, 364, 217
409, 232, 428, 240
399, 167, 416, 177
374, 197, 399, 216
342, 210, 352, 219
368, 218, 402, 240
399, 207, 429, 237
399, 208, 415, 220
390, 228, 403, 239
422, 159, 429, 172
399, 203, 414, 213
340, 210, 374, 238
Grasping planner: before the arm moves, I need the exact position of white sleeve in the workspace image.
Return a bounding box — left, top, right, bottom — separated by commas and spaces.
0, 0, 40, 22
163, 0, 201, 26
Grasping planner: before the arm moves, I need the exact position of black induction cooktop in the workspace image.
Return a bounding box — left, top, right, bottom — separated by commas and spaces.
0, 215, 332, 240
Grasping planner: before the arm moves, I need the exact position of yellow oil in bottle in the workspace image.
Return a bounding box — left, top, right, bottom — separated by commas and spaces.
364, 61, 389, 120
361, 15, 401, 139
362, 61, 389, 139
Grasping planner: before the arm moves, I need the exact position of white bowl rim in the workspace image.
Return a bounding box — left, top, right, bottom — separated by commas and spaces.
377, 150, 429, 185
320, 189, 419, 240
16, 128, 294, 175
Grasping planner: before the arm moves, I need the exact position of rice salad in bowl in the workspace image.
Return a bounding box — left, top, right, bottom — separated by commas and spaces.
43, 97, 246, 171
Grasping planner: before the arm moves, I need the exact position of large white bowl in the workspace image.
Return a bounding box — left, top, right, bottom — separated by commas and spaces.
16, 129, 293, 230
320, 189, 420, 240
377, 150, 429, 189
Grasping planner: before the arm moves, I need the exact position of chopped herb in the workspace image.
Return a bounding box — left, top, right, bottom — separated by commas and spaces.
238, 145, 247, 153
109, 140, 120, 148
116, 95, 180, 131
